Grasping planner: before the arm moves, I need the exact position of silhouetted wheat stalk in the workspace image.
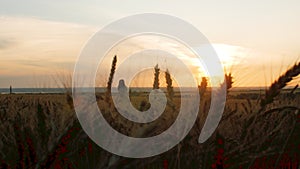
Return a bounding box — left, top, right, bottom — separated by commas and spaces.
105, 55, 117, 104
165, 69, 174, 100
243, 62, 300, 132
225, 73, 233, 92
199, 77, 207, 97
260, 62, 300, 108
153, 64, 160, 89
237, 62, 300, 163
165, 69, 176, 111
290, 84, 298, 94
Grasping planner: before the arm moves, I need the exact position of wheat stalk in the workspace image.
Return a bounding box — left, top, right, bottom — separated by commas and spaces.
225, 73, 233, 91
105, 55, 117, 103
153, 64, 160, 89
165, 69, 176, 111
165, 69, 174, 100
199, 77, 207, 97
260, 62, 300, 108
238, 62, 300, 160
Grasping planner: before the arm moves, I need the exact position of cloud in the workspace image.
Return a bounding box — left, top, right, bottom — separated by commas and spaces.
0, 37, 15, 49
0, 16, 97, 78
0, 16, 296, 88
212, 43, 255, 67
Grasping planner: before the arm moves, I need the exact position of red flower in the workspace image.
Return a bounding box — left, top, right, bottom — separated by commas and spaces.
163, 160, 168, 169
218, 139, 223, 145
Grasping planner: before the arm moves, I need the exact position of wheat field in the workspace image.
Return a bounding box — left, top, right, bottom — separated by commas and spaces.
0, 86, 299, 169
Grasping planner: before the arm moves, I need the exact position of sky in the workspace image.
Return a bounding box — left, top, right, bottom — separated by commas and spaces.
0, 0, 300, 88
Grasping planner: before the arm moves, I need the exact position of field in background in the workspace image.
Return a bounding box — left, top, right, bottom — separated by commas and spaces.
0, 88, 299, 169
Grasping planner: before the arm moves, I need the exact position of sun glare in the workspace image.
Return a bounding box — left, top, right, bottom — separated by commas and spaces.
212, 44, 243, 70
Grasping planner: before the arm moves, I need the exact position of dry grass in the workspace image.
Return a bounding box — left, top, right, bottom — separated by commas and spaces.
1, 62, 300, 168
0, 88, 299, 168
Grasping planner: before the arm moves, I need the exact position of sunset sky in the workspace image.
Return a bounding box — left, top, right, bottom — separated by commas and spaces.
0, 0, 300, 88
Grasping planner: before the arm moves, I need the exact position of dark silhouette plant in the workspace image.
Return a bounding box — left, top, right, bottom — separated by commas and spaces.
105, 55, 117, 103
165, 69, 176, 111
260, 62, 300, 108
153, 64, 160, 89
165, 69, 174, 101
199, 77, 208, 97
225, 73, 233, 91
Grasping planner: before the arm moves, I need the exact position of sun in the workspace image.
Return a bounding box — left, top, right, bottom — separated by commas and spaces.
191, 43, 247, 86
212, 43, 242, 70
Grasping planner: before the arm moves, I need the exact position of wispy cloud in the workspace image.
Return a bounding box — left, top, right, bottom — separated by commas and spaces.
0, 16, 96, 78
0, 37, 15, 49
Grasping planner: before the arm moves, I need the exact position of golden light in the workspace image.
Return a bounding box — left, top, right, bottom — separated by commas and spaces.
212, 43, 243, 70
